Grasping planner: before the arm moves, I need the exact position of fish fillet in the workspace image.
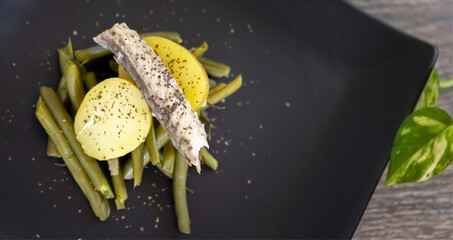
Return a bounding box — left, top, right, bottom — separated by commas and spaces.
94, 23, 208, 172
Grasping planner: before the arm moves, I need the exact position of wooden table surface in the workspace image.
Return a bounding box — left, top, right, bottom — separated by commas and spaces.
346, 1, 453, 239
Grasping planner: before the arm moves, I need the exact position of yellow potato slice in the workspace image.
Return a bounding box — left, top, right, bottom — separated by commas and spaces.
74, 78, 151, 160
118, 36, 209, 111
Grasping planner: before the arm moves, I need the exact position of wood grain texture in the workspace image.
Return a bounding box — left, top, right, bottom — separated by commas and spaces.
346, 0, 453, 239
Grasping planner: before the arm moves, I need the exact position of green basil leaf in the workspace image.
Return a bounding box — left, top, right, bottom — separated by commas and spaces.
414, 69, 439, 110
386, 107, 453, 185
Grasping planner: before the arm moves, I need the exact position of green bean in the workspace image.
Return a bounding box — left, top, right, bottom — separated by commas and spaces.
50, 77, 70, 159
155, 162, 174, 179
65, 63, 85, 111
84, 71, 98, 91
57, 39, 74, 74
75, 32, 183, 64
155, 123, 170, 149
57, 76, 69, 107
50, 40, 75, 157
57, 40, 85, 112
39, 87, 114, 199
75, 45, 112, 65
209, 79, 217, 88
111, 159, 128, 210
65, 64, 86, 116
108, 58, 119, 73
49, 81, 68, 159
46, 137, 61, 158
123, 156, 140, 181
56, 39, 74, 108
76, 60, 98, 94
132, 142, 145, 187
207, 74, 242, 105
35, 97, 110, 221
162, 141, 176, 173
199, 56, 230, 78
146, 120, 160, 165
198, 109, 212, 141
174, 152, 191, 234
190, 41, 208, 58
199, 148, 218, 171
77, 60, 88, 76
156, 151, 174, 179
208, 82, 226, 95
140, 31, 183, 43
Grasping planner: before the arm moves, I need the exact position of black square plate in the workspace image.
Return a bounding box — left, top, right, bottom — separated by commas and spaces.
0, 0, 437, 238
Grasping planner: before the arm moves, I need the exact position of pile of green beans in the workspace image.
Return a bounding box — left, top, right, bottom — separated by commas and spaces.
36, 32, 241, 233
40, 87, 114, 199
36, 98, 110, 221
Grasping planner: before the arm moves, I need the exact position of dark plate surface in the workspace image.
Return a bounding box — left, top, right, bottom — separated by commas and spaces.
0, 0, 437, 239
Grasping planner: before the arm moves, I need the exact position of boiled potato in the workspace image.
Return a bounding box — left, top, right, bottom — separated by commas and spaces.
118, 36, 209, 111
74, 78, 151, 160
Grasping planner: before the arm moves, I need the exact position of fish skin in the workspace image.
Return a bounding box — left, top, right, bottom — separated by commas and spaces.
94, 23, 208, 172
